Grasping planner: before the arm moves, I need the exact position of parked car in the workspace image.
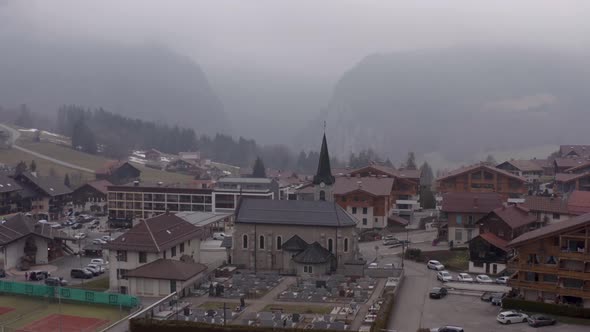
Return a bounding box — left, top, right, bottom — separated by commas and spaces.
368, 262, 379, 269
70, 268, 92, 279
491, 293, 505, 306
427, 260, 445, 271
84, 265, 100, 276
29, 270, 50, 281
45, 277, 68, 286
384, 263, 395, 269
495, 276, 509, 284
101, 235, 113, 242
481, 292, 504, 302
497, 311, 529, 324
430, 325, 464, 332
0, 268, 5, 278
429, 287, 448, 299
437, 271, 453, 282
383, 239, 399, 245
87, 263, 105, 274
476, 274, 493, 283
383, 235, 398, 241
74, 232, 87, 240
90, 258, 107, 266
527, 314, 556, 327
92, 239, 107, 245
457, 273, 474, 282
212, 232, 227, 240
71, 223, 83, 230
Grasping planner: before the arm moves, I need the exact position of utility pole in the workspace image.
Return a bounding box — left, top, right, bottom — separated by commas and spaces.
223, 302, 227, 326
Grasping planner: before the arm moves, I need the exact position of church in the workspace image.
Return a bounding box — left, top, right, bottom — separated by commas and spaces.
230, 133, 363, 275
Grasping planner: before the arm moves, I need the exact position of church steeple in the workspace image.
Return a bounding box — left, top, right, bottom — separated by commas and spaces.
313, 133, 335, 186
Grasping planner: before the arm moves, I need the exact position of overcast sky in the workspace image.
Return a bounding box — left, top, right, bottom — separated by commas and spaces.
5, 0, 590, 80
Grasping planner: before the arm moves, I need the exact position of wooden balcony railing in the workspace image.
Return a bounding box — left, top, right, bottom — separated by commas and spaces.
510, 280, 590, 299
508, 263, 590, 280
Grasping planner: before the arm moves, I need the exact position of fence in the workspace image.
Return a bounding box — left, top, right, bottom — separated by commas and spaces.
0, 280, 138, 308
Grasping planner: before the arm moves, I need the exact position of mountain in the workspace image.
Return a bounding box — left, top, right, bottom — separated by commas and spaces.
0, 38, 228, 135
303, 46, 590, 166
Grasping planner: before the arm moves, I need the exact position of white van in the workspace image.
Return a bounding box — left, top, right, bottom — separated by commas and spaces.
212, 233, 227, 240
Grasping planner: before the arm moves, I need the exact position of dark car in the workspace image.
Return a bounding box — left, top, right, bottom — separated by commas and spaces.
527, 314, 556, 327
29, 270, 50, 281
481, 291, 504, 302
70, 268, 93, 279
45, 277, 68, 286
429, 287, 448, 299
71, 223, 83, 230
491, 293, 505, 306
0, 268, 5, 278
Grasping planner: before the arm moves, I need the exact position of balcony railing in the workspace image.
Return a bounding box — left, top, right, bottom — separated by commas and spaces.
510, 280, 590, 298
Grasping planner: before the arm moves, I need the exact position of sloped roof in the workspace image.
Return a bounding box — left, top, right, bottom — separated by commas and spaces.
0, 213, 72, 245
559, 145, 590, 158
95, 161, 139, 175
436, 163, 526, 183
553, 158, 589, 169
313, 134, 335, 186
497, 160, 543, 172
476, 232, 508, 252
106, 213, 202, 252
15, 172, 72, 197
522, 195, 569, 214
292, 242, 334, 264
345, 165, 421, 181
567, 191, 590, 215
490, 205, 537, 229
282, 235, 308, 251
530, 159, 551, 168
555, 172, 590, 183
235, 198, 356, 228
0, 174, 21, 194
126, 259, 207, 281
565, 160, 590, 173
441, 192, 503, 213
389, 214, 409, 226
333, 176, 394, 197
78, 180, 112, 195
509, 212, 590, 247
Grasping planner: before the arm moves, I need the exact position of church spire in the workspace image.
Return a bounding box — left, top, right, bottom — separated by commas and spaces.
313, 132, 335, 185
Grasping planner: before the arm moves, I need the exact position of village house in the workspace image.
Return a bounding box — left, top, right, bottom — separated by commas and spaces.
105, 212, 207, 296
436, 163, 528, 201
496, 160, 544, 184
567, 191, 590, 216
0, 174, 21, 214
95, 161, 141, 185
165, 158, 204, 176
332, 176, 395, 229
440, 192, 503, 246
553, 158, 590, 175
72, 179, 111, 210
0, 213, 72, 270
12, 171, 72, 220
564, 160, 590, 174
522, 195, 573, 224
555, 172, 590, 193
468, 205, 538, 275
507, 212, 590, 308
144, 148, 163, 162
559, 145, 590, 159
230, 198, 360, 276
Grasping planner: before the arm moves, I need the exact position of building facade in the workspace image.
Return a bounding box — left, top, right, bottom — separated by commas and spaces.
212, 177, 279, 213
508, 213, 590, 308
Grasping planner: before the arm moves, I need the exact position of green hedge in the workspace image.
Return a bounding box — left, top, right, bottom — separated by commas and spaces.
130, 318, 338, 332
370, 291, 395, 332
502, 298, 590, 319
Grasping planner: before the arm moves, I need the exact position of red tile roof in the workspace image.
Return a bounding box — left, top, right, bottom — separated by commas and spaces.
333, 176, 394, 197
84, 180, 112, 195
106, 213, 202, 253
441, 192, 503, 213
509, 212, 590, 247
522, 195, 569, 214
567, 191, 590, 216
437, 163, 526, 182
497, 160, 543, 172
491, 205, 537, 229
555, 172, 590, 183
126, 259, 207, 281
553, 158, 589, 169
477, 232, 508, 252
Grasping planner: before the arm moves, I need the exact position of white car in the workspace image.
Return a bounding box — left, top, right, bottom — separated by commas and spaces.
368, 262, 379, 269
476, 274, 493, 283
212, 232, 227, 240
457, 273, 474, 282
496, 311, 529, 324
496, 276, 509, 284
87, 263, 105, 274
427, 260, 445, 271
74, 232, 87, 240
90, 258, 107, 266
436, 270, 453, 282
101, 235, 113, 242
92, 239, 107, 245
84, 265, 100, 276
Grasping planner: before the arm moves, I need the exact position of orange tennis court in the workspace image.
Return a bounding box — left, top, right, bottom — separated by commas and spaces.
17, 314, 109, 332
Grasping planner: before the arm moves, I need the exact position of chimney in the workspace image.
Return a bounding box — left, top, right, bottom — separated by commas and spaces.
157, 181, 163, 186
357, 181, 362, 188
133, 180, 139, 187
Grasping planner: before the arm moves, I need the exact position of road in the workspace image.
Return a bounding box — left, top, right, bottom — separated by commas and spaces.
0, 123, 95, 174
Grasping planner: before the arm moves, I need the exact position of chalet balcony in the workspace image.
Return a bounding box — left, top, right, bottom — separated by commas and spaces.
510, 280, 590, 299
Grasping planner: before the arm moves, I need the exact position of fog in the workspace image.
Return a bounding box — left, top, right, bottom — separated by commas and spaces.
2, 0, 590, 168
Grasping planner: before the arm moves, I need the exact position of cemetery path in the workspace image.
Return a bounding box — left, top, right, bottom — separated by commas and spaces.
232, 276, 297, 322
350, 278, 386, 331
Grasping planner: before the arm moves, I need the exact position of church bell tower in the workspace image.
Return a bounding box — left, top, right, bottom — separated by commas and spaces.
313, 132, 335, 201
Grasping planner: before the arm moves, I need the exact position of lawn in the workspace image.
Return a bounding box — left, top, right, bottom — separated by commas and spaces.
13, 141, 193, 184
421, 249, 470, 271
69, 276, 110, 291
0, 294, 127, 330
262, 304, 333, 314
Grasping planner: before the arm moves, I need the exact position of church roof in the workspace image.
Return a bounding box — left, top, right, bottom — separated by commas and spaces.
292, 242, 334, 264
312, 133, 335, 186
282, 235, 309, 251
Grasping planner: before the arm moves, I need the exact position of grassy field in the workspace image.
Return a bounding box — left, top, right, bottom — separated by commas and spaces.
11, 141, 193, 184
262, 304, 333, 314
0, 294, 128, 330
422, 249, 470, 271
69, 276, 110, 291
